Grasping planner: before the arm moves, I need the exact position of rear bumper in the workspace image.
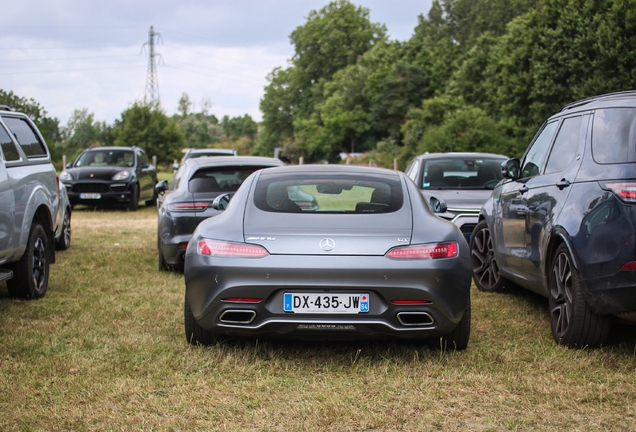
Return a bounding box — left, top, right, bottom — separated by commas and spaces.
185, 252, 472, 340
584, 272, 636, 315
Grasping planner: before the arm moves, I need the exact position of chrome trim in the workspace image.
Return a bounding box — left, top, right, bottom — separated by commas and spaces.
396, 312, 435, 327
219, 310, 257, 324
447, 207, 480, 213
218, 318, 438, 332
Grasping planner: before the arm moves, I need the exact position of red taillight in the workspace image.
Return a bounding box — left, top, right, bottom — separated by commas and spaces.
170, 202, 209, 211
222, 298, 262, 303
197, 239, 269, 258
391, 300, 432, 305
385, 242, 459, 259
601, 181, 636, 203
178, 242, 188, 250
620, 261, 636, 271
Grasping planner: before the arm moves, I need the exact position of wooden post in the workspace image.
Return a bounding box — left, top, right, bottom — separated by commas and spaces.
152, 155, 157, 167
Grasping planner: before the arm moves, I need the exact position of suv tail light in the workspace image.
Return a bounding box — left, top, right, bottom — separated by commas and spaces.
169, 202, 209, 212
600, 181, 636, 203
385, 242, 459, 259
197, 239, 269, 258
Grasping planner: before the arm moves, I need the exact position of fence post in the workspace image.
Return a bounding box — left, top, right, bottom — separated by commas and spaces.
152, 155, 157, 167
62, 155, 66, 168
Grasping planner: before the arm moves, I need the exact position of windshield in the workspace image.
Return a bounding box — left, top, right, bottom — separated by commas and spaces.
75, 150, 135, 167
422, 158, 504, 190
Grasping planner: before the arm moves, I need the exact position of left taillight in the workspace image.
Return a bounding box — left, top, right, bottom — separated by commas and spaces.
168, 202, 209, 212
197, 239, 269, 258
385, 242, 459, 259
600, 181, 636, 203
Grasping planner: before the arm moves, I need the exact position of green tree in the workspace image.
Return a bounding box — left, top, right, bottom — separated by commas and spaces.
0, 89, 60, 147
111, 102, 183, 165
257, 0, 386, 161
61, 108, 112, 160
221, 114, 258, 140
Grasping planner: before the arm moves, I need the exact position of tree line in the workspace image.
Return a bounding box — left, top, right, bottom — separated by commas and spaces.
4, 0, 636, 169
255, 0, 636, 167
0, 90, 257, 168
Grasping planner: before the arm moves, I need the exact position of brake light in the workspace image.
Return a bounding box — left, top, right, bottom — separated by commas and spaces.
385, 242, 459, 259
391, 300, 432, 305
601, 181, 636, 203
169, 202, 209, 211
222, 298, 262, 303
197, 239, 269, 258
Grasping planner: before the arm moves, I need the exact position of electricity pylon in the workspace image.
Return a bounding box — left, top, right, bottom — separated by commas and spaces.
142, 25, 162, 105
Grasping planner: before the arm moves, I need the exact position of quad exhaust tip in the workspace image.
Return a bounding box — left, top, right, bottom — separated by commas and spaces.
396, 312, 434, 326
219, 310, 256, 324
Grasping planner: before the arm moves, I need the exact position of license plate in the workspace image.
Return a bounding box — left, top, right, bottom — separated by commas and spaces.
80, 193, 101, 199
284, 293, 369, 314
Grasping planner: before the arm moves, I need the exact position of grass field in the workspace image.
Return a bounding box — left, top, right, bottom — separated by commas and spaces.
2, 205, 636, 431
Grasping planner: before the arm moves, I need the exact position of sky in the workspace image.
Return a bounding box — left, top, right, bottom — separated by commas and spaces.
1, 0, 433, 127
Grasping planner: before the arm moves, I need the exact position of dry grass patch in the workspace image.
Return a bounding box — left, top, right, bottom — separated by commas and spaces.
2, 205, 636, 431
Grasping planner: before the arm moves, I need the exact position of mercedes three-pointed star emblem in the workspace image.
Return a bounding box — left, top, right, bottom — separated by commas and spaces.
319, 238, 335, 251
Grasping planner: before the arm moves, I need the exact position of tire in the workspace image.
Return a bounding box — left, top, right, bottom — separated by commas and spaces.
146, 189, 157, 207
470, 219, 506, 292
56, 208, 71, 251
432, 298, 471, 351
7, 224, 49, 300
548, 244, 611, 348
129, 184, 139, 211
184, 294, 223, 345
158, 237, 170, 271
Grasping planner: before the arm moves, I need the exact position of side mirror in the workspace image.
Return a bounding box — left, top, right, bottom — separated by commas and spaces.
155, 180, 168, 195
212, 193, 231, 210
429, 196, 448, 214
172, 163, 179, 170
66, 162, 73, 169
501, 158, 521, 180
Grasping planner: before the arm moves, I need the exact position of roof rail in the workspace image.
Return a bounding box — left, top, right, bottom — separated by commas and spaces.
0, 105, 14, 111
561, 90, 636, 112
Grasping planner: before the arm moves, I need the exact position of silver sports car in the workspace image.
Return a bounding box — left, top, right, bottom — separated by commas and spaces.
184, 165, 472, 349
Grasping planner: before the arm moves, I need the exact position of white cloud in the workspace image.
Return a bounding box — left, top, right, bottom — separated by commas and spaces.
0, 0, 431, 126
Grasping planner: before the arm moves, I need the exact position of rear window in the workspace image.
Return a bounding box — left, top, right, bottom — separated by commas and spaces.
189, 166, 268, 193
592, 108, 636, 164
421, 157, 504, 190
253, 174, 403, 213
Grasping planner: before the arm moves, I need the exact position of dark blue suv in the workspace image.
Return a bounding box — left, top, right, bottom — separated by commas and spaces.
471, 90, 636, 347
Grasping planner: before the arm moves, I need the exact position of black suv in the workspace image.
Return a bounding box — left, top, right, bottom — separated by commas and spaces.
60, 146, 157, 210
471, 90, 636, 348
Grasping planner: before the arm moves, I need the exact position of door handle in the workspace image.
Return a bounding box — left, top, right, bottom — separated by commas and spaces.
519, 185, 529, 194
556, 179, 571, 190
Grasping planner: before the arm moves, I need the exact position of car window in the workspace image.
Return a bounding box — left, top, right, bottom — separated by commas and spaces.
254, 174, 403, 213
544, 116, 583, 174
592, 108, 636, 164
1, 117, 47, 158
0, 124, 21, 161
189, 166, 267, 193
521, 121, 558, 178
421, 157, 504, 190
405, 160, 419, 182
137, 150, 150, 165
76, 150, 135, 167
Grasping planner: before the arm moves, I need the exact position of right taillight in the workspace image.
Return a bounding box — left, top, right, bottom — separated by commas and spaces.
385, 242, 459, 260
600, 181, 636, 203
168, 202, 209, 212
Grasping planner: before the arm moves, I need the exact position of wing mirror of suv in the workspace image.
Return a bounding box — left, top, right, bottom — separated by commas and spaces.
66, 162, 74, 169
501, 158, 521, 180
155, 180, 169, 195
212, 193, 231, 210
429, 196, 448, 214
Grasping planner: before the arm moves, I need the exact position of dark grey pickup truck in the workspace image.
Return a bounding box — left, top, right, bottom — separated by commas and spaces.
0, 105, 58, 299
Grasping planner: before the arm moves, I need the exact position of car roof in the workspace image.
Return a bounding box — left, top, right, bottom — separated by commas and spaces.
83, 146, 137, 152
257, 164, 401, 180
185, 155, 284, 169
186, 148, 235, 154
412, 152, 508, 161
560, 90, 636, 113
